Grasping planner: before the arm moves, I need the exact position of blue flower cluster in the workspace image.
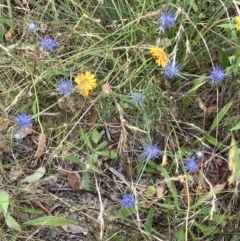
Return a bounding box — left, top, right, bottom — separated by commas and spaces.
120, 194, 135, 208
159, 12, 175, 30
184, 151, 204, 173
39, 36, 57, 52
14, 111, 32, 129
56, 78, 74, 97
143, 143, 161, 160
163, 61, 180, 79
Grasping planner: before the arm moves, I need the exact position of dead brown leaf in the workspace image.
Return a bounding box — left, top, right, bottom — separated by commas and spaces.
196, 97, 206, 112
145, 5, 166, 18
181, 187, 194, 206
88, 106, 98, 124
170, 105, 180, 120
164, 79, 171, 90
155, 179, 165, 200
9, 167, 23, 181
122, 159, 135, 178
206, 105, 217, 114
68, 224, 88, 235
66, 165, 81, 191
199, 105, 218, 117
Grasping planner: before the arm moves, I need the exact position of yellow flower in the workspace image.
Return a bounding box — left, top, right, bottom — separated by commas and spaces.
74, 71, 97, 97
150, 47, 169, 67
236, 16, 240, 31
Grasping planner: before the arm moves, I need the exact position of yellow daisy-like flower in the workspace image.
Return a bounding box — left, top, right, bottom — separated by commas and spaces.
150, 47, 169, 67
236, 16, 240, 31
74, 71, 97, 97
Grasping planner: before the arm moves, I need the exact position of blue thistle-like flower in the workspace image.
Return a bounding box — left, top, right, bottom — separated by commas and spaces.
39, 36, 57, 52
163, 61, 179, 79
143, 143, 161, 160
120, 194, 135, 208
129, 92, 144, 107
209, 66, 225, 84
184, 157, 198, 173
27, 22, 36, 32
14, 111, 32, 129
56, 78, 74, 97
159, 12, 175, 30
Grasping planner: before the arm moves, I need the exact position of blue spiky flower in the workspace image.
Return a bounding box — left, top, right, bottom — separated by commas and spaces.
120, 194, 135, 208
159, 12, 175, 30
14, 111, 31, 129
143, 143, 161, 160
209, 66, 225, 84
56, 78, 74, 97
27, 22, 36, 32
129, 92, 144, 107
39, 36, 57, 52
185, 157, 198, 173
163, 61, 180, 79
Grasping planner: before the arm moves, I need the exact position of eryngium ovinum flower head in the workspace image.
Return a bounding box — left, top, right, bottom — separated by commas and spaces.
27, 22, 37, 32
184, 157, 198, 173
39, 36, 57, 52
56, 78, 74, 97
209, 66, 225, 84
163, 61, 180, 79
120, 194, 135, 208
14, 111, 31, 129
129, 92, 144, 107
159, 11, 175, 30
143, 143, 161, 160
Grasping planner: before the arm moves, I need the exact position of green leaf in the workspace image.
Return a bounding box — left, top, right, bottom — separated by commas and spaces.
203, 134, 227, 149
210, 101, 233, 131
0, 190, 9, 214
154, 164, 179, 210
183, 77, 205, 109
217, 23, 234, 29
230, 123, 240, 131
95, 141, 108, 151
176, 227, 185, 241
83, 171, 90, 190
23, 216, 75, 226
20, 166, 46, 184
145, 207, 153, 233
18, 207, 44, 215
5, 214, 21, 231
145, 186, 156, 197
91, 129, 101, 144
115, 206, 137, 218
109, 150, 117, 159
194, 222, 219, 236
64, 154, 83, 166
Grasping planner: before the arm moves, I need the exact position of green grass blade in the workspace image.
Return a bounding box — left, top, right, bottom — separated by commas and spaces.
210, 101, 233, 131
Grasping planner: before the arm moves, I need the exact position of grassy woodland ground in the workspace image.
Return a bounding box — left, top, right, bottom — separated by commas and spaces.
1, 0, 240, 240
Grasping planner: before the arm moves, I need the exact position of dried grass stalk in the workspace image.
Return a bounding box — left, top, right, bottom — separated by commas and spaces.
34, 133, 46, 158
